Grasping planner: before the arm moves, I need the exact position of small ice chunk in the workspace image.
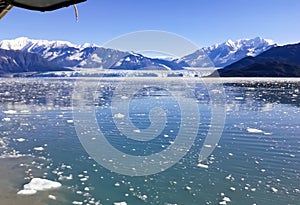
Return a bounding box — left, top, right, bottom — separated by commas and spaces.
76, 191, 83, 195
197, 163, 209, 169
80, 177, 88, 182
223, 197, 231, 202
3, 110, 17, 114
17, 189, 37, 195
226, 174, 234, 181
20, 110, 30, 113
58, 174, 73, 181
3, 118, 11, 122
72, 201, 83, 205
33, 147, 44, 151
133, 129, 141, 133
247, 128, 264, 133
67, 120, 74, 123
185, 186, 192, 190
114, 202, 127, 205
48, 195, 57, 200
219, 201, 227, 205
16, 138, 25, 142
271, 187, 278, 193
230, 187, 236, 191
114, 113, 125, 119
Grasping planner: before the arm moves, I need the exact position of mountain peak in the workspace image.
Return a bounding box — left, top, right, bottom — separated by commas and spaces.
179, 37, 276, 68
212, 42, 300, 77
225, 39, 235, 47
0, 37, 279, 72
0, 37, 78, 51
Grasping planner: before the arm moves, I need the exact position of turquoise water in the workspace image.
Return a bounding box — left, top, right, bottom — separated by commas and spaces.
0, 78, 299, 205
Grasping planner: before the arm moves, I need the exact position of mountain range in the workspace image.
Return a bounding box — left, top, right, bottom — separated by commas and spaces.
0, 37, 131, 69
0, 37, 276, 75
178, 37, 276, 68
0, 48, 70, 76
211, 43, 300, 77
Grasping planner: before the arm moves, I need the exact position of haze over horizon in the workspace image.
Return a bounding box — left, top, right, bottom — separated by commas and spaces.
0, 0, 299, 48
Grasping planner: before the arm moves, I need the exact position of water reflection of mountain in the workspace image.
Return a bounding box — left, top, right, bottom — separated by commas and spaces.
0, 80, 299, 114
224, 82, 300, 109
0, 80, 74, 110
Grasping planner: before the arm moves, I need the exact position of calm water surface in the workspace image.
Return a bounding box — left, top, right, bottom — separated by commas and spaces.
0, 78, 299, 205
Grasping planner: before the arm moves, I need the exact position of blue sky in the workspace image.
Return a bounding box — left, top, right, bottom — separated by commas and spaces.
0, 0, 300, 48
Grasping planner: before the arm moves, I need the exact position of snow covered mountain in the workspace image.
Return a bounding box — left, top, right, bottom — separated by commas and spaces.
0, 37, 130, 69
210, 42, 300, 77
0, 48, 69, 75
0, 37, 276, 72
0, 37, 188, 70
178, 37, 276, 68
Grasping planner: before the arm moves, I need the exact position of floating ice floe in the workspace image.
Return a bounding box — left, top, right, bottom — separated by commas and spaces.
247, 128, 272, 135
185, 186, 192, 190
223, 197, 231, 202
3, 110, 17, 114
17, 189, 37, 195
23, 178, 62, 191
48, 195, 57, 200
58, 174, 73, 181
33, 147, 44, 151
72, 201, 83, 205
225, 174, 235, 181
246, 128, 264, 133
114, 113, 125, 119
133, 129, 141, 133
197, 163, 209, 169
16, 138, 26, 142
271, 187, 278, 193
17, 178, 62, 195
114, 202, 127, 205
136, 194, 148, 201
219, 196, 231, 205
79, 177, 89, 182
260, 169, 266, 173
